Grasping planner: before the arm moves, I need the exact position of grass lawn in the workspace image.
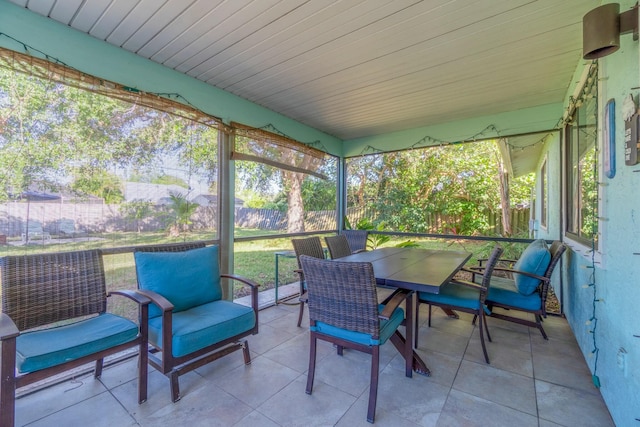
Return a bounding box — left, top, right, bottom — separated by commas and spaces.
1, 229, 531, 321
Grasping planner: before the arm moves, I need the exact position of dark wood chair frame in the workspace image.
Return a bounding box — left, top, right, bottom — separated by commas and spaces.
134, 242, 259, 402
300, 255, 412, 423
0, 249, 149, 427
482, 241, 567, 339
291, 237, 325, 327
415, 246, 503, 364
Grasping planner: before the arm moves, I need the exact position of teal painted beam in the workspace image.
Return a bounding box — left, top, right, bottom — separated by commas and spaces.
0, 0, 343, 156
342, 103, 563, 157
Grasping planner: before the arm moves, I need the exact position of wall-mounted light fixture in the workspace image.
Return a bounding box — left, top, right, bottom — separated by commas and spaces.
583, 3, 639, 59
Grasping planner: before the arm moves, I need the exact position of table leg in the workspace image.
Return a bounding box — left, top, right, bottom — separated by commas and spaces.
389, 292, 431, 377
274, 253, 280, 304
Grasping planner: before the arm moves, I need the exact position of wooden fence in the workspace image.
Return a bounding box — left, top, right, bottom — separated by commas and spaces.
0, 202, 529, 237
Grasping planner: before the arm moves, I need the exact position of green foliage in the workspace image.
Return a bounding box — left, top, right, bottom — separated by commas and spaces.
346, 140, 533, 236
71, 168, 124, 203
120, 200, 155, 233
0, 67, 218, 204
167, 193, 198, 235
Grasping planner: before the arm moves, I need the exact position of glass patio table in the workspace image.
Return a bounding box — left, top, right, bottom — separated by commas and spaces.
338, 247, 472, 376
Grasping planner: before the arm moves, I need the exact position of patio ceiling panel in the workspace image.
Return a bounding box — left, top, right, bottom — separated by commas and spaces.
10, 0, 599, 145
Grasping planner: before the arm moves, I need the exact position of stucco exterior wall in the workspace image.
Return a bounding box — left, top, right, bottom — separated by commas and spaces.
538, 2, 640, 424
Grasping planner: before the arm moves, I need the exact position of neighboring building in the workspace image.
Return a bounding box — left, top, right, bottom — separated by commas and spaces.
123, 182, 188, 205
192, 194, 244, 209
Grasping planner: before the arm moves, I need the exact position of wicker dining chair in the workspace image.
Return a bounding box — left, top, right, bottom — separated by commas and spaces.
299, 255, 411, 423
324, 235, 353, 259
291, 237, 325, 327
415, 245, 503, 364
341, 229, 369, 253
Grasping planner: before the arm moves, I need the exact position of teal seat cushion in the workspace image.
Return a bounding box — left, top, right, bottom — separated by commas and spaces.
148, 300, 256, 358
487, 277, 541, 311
135, 245, 222, 318
16, 313, 138, 374
513, 240, 550, 295
418, 282, 482, 311
310, 304, 404, 346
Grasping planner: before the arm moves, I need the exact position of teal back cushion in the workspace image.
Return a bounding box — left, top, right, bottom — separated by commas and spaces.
513, 239, 551, 295
135, 245, 221, 318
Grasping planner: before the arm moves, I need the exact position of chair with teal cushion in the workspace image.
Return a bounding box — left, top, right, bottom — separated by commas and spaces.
291, 237, 325, 327
299, 255, 412, 423
415, 246, 503, 364
485, 241, 567, 339
134, 243, 259, 402
324, 234, 353, 259
0, 250, 150, 427
341, 229, 369, 253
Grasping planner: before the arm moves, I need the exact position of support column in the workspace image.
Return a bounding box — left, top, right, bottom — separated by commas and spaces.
218, 129, 235, 300
337, 157, 347, 231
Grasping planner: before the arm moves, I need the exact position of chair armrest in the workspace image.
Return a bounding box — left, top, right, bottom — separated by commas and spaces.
222, 274, 259, 289
449, 279, 485, 291
135, 289, 175, 312
222, 274, 260, 311
379, 289, 411, 320
0, 313, 19, 341
478, 257, 517, 267
109, 290, 151, 306
352, 249, 366, 254
491, 267, 549, 283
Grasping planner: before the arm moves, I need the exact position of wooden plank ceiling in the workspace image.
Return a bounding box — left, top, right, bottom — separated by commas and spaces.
10, 0, 599, 143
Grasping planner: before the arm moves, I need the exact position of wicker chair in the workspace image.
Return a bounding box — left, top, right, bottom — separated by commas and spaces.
299, 255, 411, 423
484, 241, 567, 339
0, 250, 150, 427
341, 229, 368, 253
415, 246, 503, 364
134, 243, 259, 402
291, 237, 325, 327
324, 235, 353, 259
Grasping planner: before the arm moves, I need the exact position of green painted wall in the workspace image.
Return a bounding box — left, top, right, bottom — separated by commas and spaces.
536, 2, 640, 424
342, 103, 563, 157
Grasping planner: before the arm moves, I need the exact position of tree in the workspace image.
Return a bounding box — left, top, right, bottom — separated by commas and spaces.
120, 200, 154, 233
71, 168, 124, 203
166, 193, 198, 236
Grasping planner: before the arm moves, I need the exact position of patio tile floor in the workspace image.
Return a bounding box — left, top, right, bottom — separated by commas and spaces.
14, 295, 614, 426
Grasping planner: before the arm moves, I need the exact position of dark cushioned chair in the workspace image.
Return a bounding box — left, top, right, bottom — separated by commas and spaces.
415, 246, 503, 363
0, 250, 149, 427
134, 243, 259, 402
484, 240, 567, 339
299, 255, 412, 423
291, 237, 325, 327
341, 229, 369, 253
324, 235, 353, 259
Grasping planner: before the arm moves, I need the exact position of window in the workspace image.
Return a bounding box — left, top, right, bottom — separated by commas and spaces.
565, 65, 598, 249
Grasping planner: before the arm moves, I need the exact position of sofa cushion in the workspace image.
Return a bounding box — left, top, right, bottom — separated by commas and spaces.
148, 300, 256, 358
310, 304, 404, 346
16, 313, 138, 373
487, 278, 541, 311
135, 245, 221, 318
513, 240, 550, 295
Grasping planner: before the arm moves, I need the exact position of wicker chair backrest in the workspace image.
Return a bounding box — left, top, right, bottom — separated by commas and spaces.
324, 235, 353, 259
341, 230, 368, 253
291, 237, 325, 269
299, 255, 379, 337
134, 241, 206, 253
1, 249, 107, 331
